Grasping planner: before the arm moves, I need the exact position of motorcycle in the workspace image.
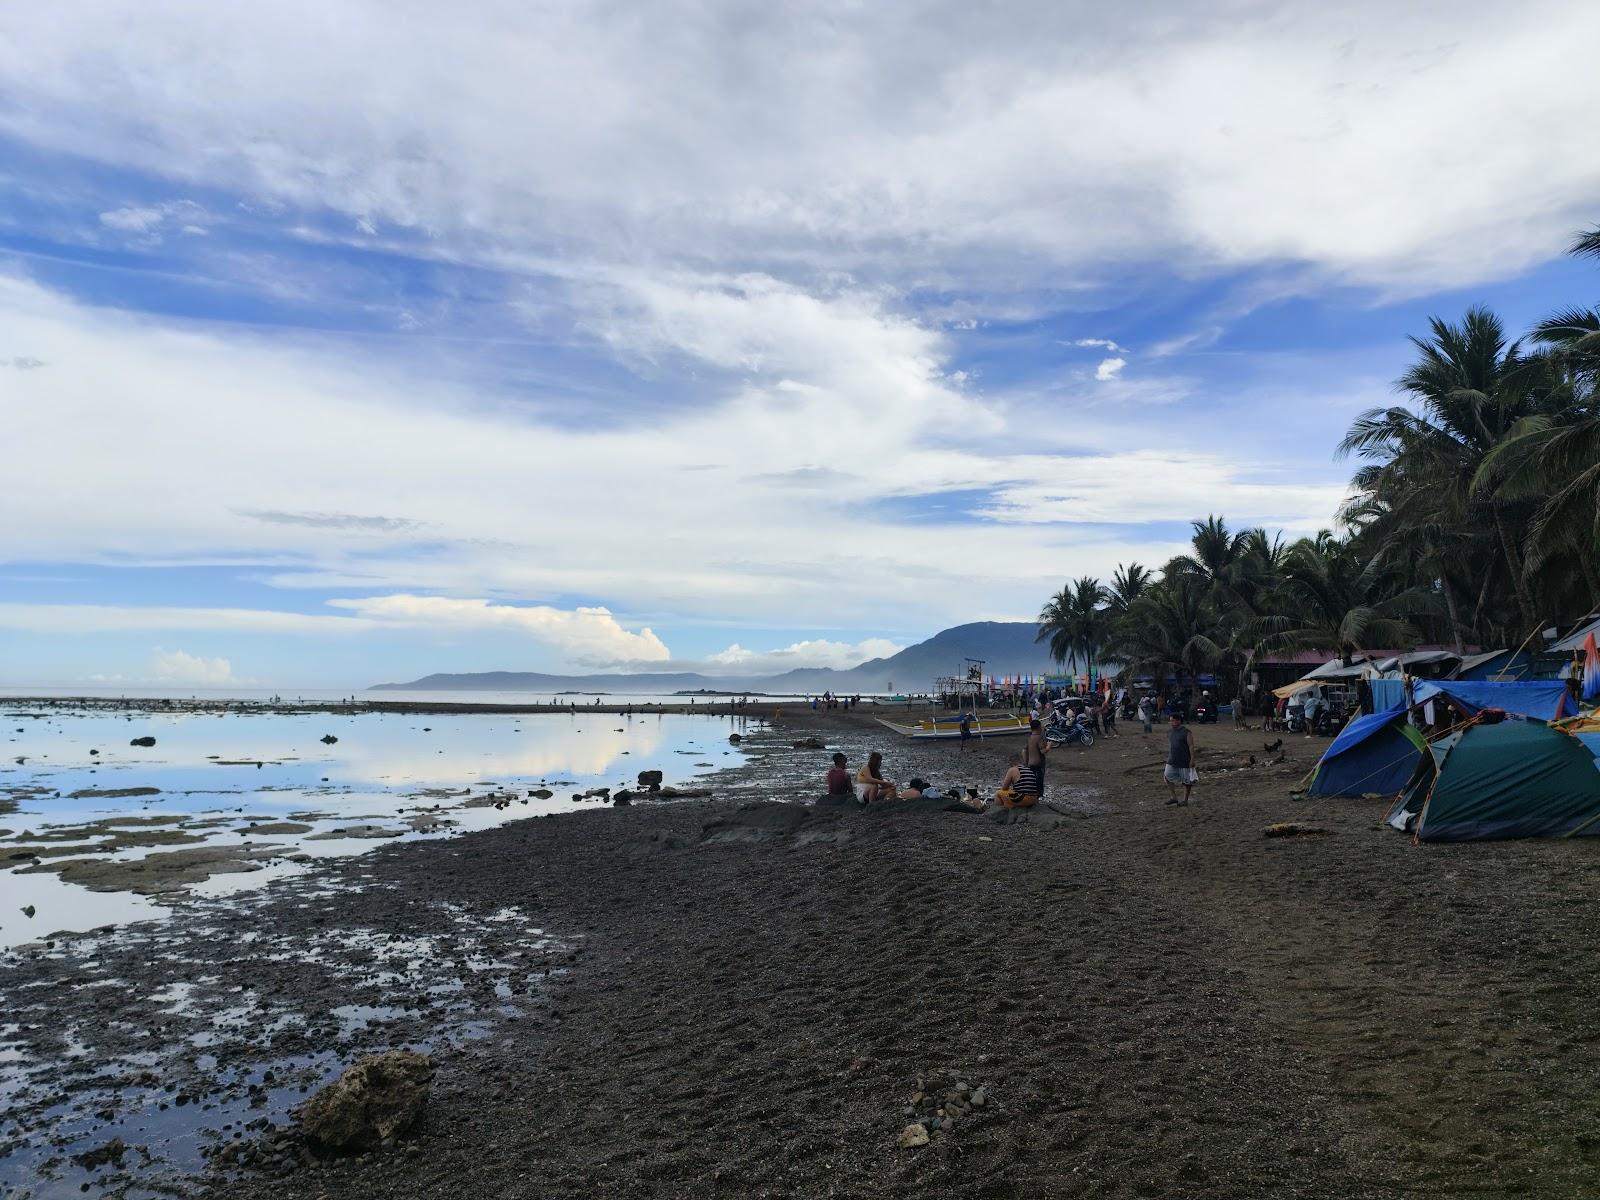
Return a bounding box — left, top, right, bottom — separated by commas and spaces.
1192, 698, 1218, 724
1044, 704, 1096, 748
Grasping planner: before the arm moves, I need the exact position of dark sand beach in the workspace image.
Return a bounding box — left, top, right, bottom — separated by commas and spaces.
8, 704, 1600, 1198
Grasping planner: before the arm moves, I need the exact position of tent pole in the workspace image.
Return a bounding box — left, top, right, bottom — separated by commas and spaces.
1493, 617, 1549, 682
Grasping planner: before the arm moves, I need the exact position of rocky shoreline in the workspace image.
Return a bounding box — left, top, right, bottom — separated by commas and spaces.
7, 708, 1600, 1196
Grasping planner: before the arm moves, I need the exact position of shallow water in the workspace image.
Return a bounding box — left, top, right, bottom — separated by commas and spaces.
0, 874, 570, 1197
0, 707, 752, 947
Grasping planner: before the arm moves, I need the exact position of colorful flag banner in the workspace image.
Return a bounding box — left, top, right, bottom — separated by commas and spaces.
1584, 632, 1600, 702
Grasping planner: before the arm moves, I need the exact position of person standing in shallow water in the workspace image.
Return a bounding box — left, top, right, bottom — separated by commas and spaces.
1165, 712, 1198, 806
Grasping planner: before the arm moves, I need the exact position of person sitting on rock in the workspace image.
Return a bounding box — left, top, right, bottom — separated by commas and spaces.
825, 752, 854, 799
995, 753, 1041, 809
900, 777, 941, 800
856, 751, 899, 803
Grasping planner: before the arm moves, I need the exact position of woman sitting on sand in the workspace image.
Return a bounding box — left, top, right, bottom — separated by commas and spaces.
856, 752, 899, 803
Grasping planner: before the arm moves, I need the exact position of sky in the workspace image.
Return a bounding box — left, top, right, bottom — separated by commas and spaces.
2, 1, 1598, 688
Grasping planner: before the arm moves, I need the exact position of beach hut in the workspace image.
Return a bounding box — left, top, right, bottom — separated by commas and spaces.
1307, 705, 1427, 797
1385, 720, 1600, 842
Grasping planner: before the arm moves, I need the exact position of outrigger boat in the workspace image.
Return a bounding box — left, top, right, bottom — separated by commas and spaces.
876, 714, 1031, 740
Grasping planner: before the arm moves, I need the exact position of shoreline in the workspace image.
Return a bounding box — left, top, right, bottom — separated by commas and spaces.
1, 694, 942, 719
7, 708, 1600, 1196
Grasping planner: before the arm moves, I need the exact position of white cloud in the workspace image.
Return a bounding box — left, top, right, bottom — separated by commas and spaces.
5, 3, 1597, 289
1073, 338, 1124, 352
703, 637, 906, 675
1094, 356, 1126, 381
97, 200, 210, 241
99, 205, 166, 233
0, 602, 362, 636
0, 594, 668, 668
325, 595, 669, 665
151, 648, 234, 685
974, 450, 1351, 532
0, 274, 1356, 641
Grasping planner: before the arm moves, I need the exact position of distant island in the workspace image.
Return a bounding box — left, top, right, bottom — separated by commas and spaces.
371, 621, 1058, 694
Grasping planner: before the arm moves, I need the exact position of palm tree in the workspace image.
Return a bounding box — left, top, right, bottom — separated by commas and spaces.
1064, 576, 1110, 676
1037, 577, 1108, 675
1166, 516, 1249, 595
1107, 563, 1151, 617
1471, 225, 1600, 618
1036, 586, 1076, 672
1106, 578, 1221, 692
1339, 306, 1555, 630
1257, 533, 1431, 665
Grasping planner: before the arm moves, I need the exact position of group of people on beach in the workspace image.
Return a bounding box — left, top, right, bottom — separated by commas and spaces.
823, 709, 1200, 808
810, 692, 860, 711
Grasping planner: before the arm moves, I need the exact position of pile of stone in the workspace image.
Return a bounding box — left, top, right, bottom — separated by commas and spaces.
897, 1071, 987, 1147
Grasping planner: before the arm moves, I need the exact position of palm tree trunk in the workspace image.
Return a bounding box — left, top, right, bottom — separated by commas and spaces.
1493, 508, 1537, 628
1440, 576, 1464, 655
1472, 566, 1495, 633
1579, 551, 1600, 616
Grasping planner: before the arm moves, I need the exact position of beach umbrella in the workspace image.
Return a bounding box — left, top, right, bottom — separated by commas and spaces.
1584, 632, 1600, 702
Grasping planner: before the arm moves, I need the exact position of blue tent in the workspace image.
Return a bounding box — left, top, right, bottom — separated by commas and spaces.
1308, 705, 1429, 797
1413, 680, 1574, 721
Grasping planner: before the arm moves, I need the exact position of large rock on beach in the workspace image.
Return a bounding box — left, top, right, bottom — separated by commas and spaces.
128, 736, 157, 747
297, 1050, 434, 1152
896, 1123, 930, 1149
636, 770, 663, 790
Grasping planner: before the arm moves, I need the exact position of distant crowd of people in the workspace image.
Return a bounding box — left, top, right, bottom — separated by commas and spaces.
810, 692, 861, 711
822, 709, 1201, 810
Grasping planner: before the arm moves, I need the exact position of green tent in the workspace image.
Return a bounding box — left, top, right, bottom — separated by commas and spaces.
1386, 720, 1600, 842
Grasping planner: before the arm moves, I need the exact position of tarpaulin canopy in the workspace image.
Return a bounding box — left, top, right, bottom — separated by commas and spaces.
1412, 680, 1574, 721
1386, 720, 1600, 842
1375, 649, 1460, 673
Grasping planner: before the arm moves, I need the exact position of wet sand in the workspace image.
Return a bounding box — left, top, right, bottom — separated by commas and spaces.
8, 706, 1600, 1197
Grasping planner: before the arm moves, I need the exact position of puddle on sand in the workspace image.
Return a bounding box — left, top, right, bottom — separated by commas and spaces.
1, 706, 755, 946
0, 873, 575, 1199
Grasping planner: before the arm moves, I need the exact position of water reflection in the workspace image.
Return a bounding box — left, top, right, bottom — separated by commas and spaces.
0, 708, 752, 945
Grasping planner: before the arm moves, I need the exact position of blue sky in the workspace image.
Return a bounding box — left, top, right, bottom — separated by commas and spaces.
2, 1, 1598, 688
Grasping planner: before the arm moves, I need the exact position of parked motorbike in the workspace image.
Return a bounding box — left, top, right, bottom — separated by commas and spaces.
1044, 705, 1096, 747
1285, 702, 1306, 733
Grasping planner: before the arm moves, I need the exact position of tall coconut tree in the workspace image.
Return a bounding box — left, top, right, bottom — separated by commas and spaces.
1107, 563, 1151, 618
1473, 225, 1600, 616
1037, 577, 1108, 675
1339, 306, 1556, 630
1105, 577, 1221, 692
1257, 533, 1432, 665
1036, 585, 1077, 673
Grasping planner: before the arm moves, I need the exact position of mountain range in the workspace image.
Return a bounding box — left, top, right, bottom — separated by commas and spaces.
372, 621, 1057, 694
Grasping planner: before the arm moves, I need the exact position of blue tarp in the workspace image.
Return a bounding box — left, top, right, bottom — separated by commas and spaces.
1413, 680, 1574, 721
1309, 703, 1423, 797
1454, 651, 1534, 681
1370, 678, 1406, 713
